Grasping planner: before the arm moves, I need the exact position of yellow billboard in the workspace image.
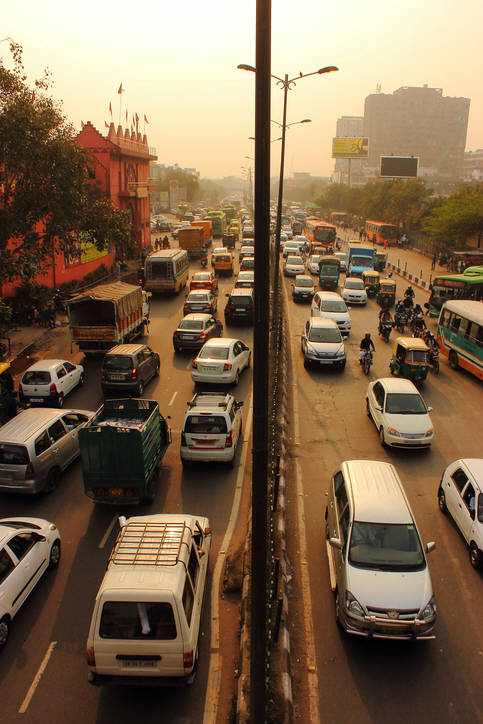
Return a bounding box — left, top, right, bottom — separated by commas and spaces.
332, 137, 369, 158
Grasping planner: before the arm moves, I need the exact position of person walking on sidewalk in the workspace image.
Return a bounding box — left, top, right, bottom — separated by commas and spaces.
47, 305, 56, 329
431, 253, 437, 270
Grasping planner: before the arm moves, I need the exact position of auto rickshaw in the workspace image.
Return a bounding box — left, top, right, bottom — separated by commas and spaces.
362, 270, 380, 297
389, 337, 430, 383
374, 251, 387, 272
377, 279, 397, 308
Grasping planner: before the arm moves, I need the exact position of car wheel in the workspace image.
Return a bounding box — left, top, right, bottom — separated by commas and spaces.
303, 358, 309, 369
379, 427, 386, 447
335, 591, 342, 627
49, 540, 61, 568
449, 350, 458, 369
78, 373, 84, 387
137, 381, 144, 396
56, 393, 64, 408
437, 487, 447, 513
154, 362, 160, 377
234, 370, 240, 386
0, 617, 10, 650
366, 399, 372, 419
246, 352, 251, 369
339, 361, 346, 371
469, 543, 482, 570
44, 468, 59, 494
181, 459, 191, 468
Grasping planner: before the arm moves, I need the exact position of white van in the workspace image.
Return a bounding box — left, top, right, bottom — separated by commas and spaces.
326, 460, 437, 640
311, 291, 351, 337
87, 514, 211, 686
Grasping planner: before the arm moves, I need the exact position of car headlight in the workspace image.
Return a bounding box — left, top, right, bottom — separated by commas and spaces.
345, 591, 364, 618
387, 427, 402, 437
420, 596, 437, 621
336, 350, 345, 357
425, 428, 434, 437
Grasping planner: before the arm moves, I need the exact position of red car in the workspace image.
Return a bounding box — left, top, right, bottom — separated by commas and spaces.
189, 271, 218, 294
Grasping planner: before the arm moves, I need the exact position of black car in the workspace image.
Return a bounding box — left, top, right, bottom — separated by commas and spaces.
101, 344, 159, 396
173, 313, 223, 352
224, 288, 255, 325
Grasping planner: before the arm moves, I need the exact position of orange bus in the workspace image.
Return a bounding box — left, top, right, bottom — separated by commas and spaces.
305, 218, 337, 249
365, 220, 399, 246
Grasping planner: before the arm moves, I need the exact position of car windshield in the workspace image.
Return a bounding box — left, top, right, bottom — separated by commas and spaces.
407, 350, 429, 363
310, 256, 321, 264
230, 296, 251, 307
239, 273, 253, 280
193, 273, 210, 281
22, 370, 51, 385
385, 393, 427, 414
179, 319, 204, 330
0, 444, 29, 465
346, 280, 364, 290
296, 278, 313, 288
199, 346, 229, 360
308, 328, 341, 343
478, 494, 483, 524
188, 293, 208, 301
287, 256, 303, 264
320, 300, 347, 312
185, 415, 228, 434
103, 355, 133, 370
349, 522, 426, 572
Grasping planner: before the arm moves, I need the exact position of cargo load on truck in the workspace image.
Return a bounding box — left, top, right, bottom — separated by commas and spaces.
67, 282, 145, 353
177, 226, 206, 257
348, 244, 375, 277
79, 398, 171, 504
191, 219, 213, 246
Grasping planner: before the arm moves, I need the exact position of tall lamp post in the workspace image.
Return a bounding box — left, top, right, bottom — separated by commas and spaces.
238, 64, 338, 321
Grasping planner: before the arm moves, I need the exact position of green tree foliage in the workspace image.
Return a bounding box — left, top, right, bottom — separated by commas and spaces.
0, 43, 134, 284
154, 165, 200, 202
421, 184, 483, 249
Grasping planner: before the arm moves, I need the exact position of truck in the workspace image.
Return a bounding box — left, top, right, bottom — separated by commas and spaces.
177, 226, 206, 257
67, 281, 146, 353
79, 398, 171, 504
192, 219, 213, 247
348, 244, 375, 277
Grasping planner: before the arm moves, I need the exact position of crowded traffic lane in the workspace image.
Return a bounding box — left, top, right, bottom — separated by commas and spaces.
284, 272, 483, 724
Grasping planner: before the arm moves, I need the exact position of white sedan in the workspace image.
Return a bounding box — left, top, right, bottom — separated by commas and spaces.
192, 338, 251, 385
342, 277, 367, 305
366, 377, 434, 448
284, 255, 305, 277
0, 517, 61, 648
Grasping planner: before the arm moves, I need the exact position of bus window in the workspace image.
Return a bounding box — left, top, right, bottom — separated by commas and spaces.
450, 314, 461, 333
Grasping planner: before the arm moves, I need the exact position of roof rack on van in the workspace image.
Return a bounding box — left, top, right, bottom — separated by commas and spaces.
110, 521, 192, 567
188, 392, 230, 409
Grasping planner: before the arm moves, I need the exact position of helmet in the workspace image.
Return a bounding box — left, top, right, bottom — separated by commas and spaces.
365, 332, 371, 339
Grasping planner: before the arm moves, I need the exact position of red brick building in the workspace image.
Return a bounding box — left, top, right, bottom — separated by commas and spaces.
1, 122, 156, 299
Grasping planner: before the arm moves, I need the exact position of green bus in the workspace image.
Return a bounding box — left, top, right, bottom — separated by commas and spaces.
428, 268, 483, 317
205, 212, 226, 238
437, 300, 483, 380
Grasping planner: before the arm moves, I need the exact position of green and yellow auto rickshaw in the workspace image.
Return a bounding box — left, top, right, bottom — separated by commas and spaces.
389, 337, 430, 383
362, 270, 380, 298
377, 279, 397, 308
374, 251, 387, 272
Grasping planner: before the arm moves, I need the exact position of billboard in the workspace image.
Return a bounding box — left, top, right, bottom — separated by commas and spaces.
380, 156, 419, 178
332, 137, 369, 158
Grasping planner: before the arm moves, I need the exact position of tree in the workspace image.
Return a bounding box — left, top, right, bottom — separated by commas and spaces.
0, 43, 134, 284
421, 184, 483, 248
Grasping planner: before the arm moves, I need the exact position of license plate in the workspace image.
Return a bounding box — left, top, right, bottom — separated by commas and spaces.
235, 307, 245, 312
182, 334, 196, 339
109, 374, 125, 380
30, 397, 43, 402
194, 439, 215, 445
200, 365, 218, 371
122, 660, 156, 669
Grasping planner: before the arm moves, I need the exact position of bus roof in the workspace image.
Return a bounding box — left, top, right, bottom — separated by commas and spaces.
441, 300, 483, 323
434, 271, 483, 285
365, 220, 398, 228
464, 266, 483, 276
147, 249, 187, 260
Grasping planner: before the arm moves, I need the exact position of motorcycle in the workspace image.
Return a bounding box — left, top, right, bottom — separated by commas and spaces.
428, 346, 440, 374
379, 320, 393, 343
200, 256, 208, 269
395, 309, 407, 333
411, 314, 427, 338
360, 349, 373, 376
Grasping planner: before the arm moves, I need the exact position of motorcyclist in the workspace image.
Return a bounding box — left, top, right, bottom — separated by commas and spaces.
405, 285, 415, 299
411, 302, 424, 320
378, 308, 393, 334
423, 330, 438, 349
411, 313, 427, 336
200, 253, 208, 268
359, 333, 375, 364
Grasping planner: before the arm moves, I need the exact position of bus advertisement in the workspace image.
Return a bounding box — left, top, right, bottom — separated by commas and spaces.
365, 220, 399, 247
305, 219, 337, 249
437, 300, 483, 380
428, 269, 483, 317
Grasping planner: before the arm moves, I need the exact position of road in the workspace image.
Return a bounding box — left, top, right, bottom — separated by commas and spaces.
283, 264, 483, 723
0, 245, 252, 724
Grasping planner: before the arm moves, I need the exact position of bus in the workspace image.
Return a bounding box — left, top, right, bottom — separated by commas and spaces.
305, 218, 337, 249
437, 300, 483, 380
144, 249, 189, 293
205, 212, 226, 238
365, 220, 399, 246
428, 268, 483, 316
329, 211, 350, 227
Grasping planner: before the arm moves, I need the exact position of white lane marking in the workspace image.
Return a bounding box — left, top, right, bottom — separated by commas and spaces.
203, 389, 253, 724
283, 279, 321, 724
18, 641, 57, 713
98, 514, 119, 549
168, 391, 178, 406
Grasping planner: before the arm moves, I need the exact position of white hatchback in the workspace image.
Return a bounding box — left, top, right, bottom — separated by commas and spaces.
284, 255, 305, 277
192, 338, 251, 385
342, 277, 367, 305
308, 254, 322, 275
19, 359, 84, 408
366, 377, 434, 448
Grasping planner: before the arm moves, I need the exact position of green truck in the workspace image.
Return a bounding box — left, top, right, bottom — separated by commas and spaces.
79, 398, 171, 504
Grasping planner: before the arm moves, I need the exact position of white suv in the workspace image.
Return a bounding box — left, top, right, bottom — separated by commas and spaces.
180, 392, 243, 467
311, 291, 351, 337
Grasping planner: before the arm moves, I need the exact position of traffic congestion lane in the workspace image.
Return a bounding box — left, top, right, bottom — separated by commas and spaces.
283, 271, 483, 724
0, 252, 254, 723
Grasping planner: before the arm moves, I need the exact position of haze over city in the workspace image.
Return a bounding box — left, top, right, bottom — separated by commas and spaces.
3, 0, 483, 178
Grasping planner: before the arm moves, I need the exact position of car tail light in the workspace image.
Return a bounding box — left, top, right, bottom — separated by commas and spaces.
225, 431, 233, 448
183, 649, 194, 669
131, 368, 138, 380
250, 304, 255, 313
86, 647, 96, 667
100, 370, 105, 380
204, 303, 211, 310
199, 332, 207, 340
50, 383, 57, 393
192, 360, 198, 368
183, 303, 188, 312
223, 363, 232, 371
25, 462, 34, 479
181, 432, 186, 446
173, 331, 177, 338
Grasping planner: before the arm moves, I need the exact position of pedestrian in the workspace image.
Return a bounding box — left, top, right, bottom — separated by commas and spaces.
431, 254, 437, 270
163, 235, 169, 249
33, 306, 40, 326
47, 305, 56, 329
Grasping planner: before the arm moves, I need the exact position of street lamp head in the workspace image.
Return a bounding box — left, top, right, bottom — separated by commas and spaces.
317, 66, 339, 74
237, 64, 256, 73
300, 119, 312, 123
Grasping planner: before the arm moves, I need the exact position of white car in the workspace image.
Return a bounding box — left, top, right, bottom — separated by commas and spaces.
292, 275, 315, 302
180, 392, 243, 466
282, 226, 293, 239
0, 517, 61, 648
342, 277, 367, 305
311, 291, 351, 337
308, 254, 322, 275
192, 338, 251, 385
19, 359, 84, 408
438, 458, 483, 569
284, 255, 305, 277
239, 245, 255, 260
282, 241, 302, 258
301, 318, 346, 370
334, 252, 347, 272
366, 377, 434, 448
211, 246, 227, 256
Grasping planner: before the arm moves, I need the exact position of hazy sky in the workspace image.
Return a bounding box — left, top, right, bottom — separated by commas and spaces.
3, 0, 483, 179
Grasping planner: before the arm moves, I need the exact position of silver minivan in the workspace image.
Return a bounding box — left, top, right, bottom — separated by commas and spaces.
326, 460, 437, 640
0, 408, 94, 494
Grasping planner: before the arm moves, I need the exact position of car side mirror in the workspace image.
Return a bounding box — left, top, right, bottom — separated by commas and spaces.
329, 537, 342, 550
425, 542, 436, 554
427, 406, 433, 412
226, 293, 229, 298
375, 405, 382, 412
424, 302, 429, 309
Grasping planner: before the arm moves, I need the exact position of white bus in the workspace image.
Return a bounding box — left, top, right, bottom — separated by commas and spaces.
437, 300, 483, 380
144, 249, 189, 294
